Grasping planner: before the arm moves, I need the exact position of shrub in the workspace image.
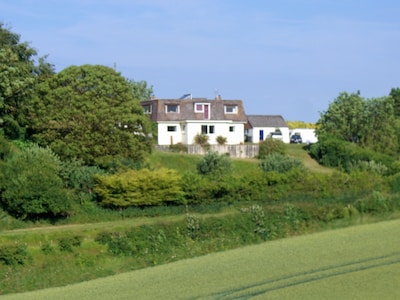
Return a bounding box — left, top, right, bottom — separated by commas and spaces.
41, 242, 55, 255
258, 139, 285, 159
216, 136, 227, 145
0, 242, 28, 266
0, 145, 74, 219
347, 160, 388, 176
169, 143, 188, 153
194, 134, 209, 147
58, 236, 82, 252
94, 168, 184, 207
309, 135, 400, 175
197, 151, 232, 177
259, 153, 304, 173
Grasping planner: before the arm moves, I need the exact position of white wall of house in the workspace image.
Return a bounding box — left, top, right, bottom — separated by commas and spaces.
247, 127, 290, 143
157, 122, 183, 145
158, 121, 245, 145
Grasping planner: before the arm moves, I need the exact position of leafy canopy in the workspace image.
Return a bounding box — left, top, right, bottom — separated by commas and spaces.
29, 64, 152, 165
0, 24, 55, 139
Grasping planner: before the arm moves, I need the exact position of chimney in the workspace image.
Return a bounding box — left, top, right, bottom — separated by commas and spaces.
215, 94, 222, 100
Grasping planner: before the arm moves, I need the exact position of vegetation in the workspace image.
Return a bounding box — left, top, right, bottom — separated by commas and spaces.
28, 64, 152, 165
257, 138, 286, 158
1, 24, 400, 298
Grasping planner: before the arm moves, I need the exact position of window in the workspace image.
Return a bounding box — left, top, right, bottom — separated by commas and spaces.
229, 126, 235, 132
166, 104, 179, 113
195, 103, 210, 119
201, 125, 215, 134
143, 105, 152, 114
195, 103, 204, 112
224, 105, 238, 114
167, 126, 177, 132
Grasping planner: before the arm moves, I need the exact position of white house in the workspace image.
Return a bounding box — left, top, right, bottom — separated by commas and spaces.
245, 115, 290, 143
141, 96, 248, 145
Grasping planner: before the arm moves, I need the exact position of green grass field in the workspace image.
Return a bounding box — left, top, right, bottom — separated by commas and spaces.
3, 219, 399, 300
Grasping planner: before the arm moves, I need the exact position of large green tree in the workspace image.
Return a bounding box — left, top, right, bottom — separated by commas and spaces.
29, 64, 152, 165
317, 92, 365, 143
317, 91, 399, 156
0, 23, 54, 139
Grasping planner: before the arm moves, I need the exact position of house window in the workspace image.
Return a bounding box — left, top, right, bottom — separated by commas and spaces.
143, 105, 152, 114
195, 103, 204, 112
195, 103, 210, 119
201, 125, 215, 134
224, 105, 238, 114
166, 104, 179, 113
167, 126, 177, 132
229, 126, 235, 132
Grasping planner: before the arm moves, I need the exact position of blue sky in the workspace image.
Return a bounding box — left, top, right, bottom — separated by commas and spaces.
2, 0, 400, 122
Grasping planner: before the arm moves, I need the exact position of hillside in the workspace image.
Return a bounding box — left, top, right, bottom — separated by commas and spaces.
4, 219, 399, 299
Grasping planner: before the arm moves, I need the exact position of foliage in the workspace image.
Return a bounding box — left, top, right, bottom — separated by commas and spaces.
58, 236, 83, 253
216, 135, 227, 145
346, 160, 388, 176
0, 24, 54, 139
197, 151, 232, 178
0, 144, 74, 219
317, 91, 399, 155
28, 64, 152, 165
309, 135, 400, 175
317, 91, 364, 143
259, 153, 305, 173
257, 138, 285, 159
58, 158, 105, 201
240, 205, 267, 240
194, 134, 209, 147
127, 79, 153, 101
94, 168, 184, 207
0, 242, 28, 266
168, 143, 188, 153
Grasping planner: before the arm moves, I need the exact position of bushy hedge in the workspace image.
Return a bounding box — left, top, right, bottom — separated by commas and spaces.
94, 168, 184, 207
309, 135, 400, 175
258, 139, 285, 159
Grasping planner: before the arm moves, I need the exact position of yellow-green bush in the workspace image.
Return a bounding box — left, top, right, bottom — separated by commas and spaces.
94, 168, 184, 207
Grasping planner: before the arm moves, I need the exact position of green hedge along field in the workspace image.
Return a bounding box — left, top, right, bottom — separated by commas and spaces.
3, 219, 399, 300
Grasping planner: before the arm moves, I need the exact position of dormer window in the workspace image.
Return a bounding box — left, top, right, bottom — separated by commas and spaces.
166, 104, 179, 113
194, 103, 210, 119
143, 105, 152, 114
225, 105, 238, 114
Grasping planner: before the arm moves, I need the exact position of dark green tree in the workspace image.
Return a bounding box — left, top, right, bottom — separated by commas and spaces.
0, 145, 73, 219
361, 97, 398, 155
29, 64, 152, 165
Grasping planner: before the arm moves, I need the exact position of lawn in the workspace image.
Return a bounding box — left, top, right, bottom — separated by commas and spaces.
4, 219, 399, 299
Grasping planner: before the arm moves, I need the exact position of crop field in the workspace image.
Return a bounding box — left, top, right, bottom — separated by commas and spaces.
3, 219, 399, 300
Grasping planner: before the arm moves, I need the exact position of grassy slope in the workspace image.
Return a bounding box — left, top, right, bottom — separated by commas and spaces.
4, 219, 399, 300
147, 144, 332, 175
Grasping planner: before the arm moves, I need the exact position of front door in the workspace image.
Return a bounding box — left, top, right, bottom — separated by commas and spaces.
259, 130, 264, 141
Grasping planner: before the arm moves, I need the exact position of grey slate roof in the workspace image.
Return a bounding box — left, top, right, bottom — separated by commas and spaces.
141, 98, 248, 122
247, 115, 288, 128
